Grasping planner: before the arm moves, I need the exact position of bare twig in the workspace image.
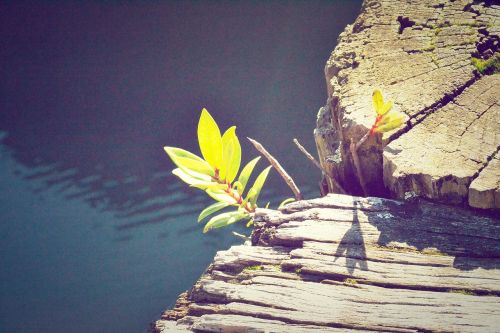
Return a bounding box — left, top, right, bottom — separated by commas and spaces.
292, 138, 322, 170
247, 137, 303, 201
293, 138, 346, 194
350, 141, 368, 196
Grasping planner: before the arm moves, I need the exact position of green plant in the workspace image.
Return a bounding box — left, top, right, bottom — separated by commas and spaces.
350, 89, 406, 195
350, 89, 406, 152
471, 53, 500, 75
343, 278, 358, 285
448, 289, 476, 296
368, 89, 406, 135
164, 109, 276, 233
243, 265, 263, 272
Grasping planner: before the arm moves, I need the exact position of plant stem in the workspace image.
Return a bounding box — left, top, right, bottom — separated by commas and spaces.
293, 138, 346, 194
213, 170, 255, 213
247, 137, 303, 201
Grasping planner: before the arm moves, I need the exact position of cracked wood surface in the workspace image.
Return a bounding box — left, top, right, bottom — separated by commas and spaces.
154, 194, 500, 333
315, 0, 500, 209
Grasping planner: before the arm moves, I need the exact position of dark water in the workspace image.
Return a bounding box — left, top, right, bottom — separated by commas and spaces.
0, 2, 361, 332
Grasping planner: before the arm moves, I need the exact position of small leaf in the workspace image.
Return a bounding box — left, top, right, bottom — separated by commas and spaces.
374, 117, 405, 133
278, 197, 295, 209
206, 188, 238, 205
244, 188, 257, 207
190, 182, 228, 191
373, 110, 406, 133
378, 109, 404, 125
233, 181, 244, 195
239, 197, 249, 209
198, 202, 230, 222
372, 89, 393, 116
372, 89, 384, 115
380, 100, 394, 115
172, 168, 212, 185
265, 202, 270, 209
220, 126, 241, 183
164, 146, 214, 176
246, 219, 254, 227
198, 108, 223, 169
237, 156, 260, 193
203, 210, 249, 233
248, 166, 272, 206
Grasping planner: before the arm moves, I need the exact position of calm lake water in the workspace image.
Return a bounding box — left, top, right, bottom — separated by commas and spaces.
0, 2, 361, 332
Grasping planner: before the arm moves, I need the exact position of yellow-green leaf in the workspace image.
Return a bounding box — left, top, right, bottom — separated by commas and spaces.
198, 202, 229, 222
373, 110, 406, 133
190, 182, 228, 191
164, 146, 214, 176
278, 197, 295, 209
372, 89, 384, 115
244, 188, 257, 206
198, 108, 222, 169
233, 181, 244, 195
220, 126, 241, 183
206, 188, 238, 205
380, 100, 394, 115
172, 168, 212, 186
248, 166, 272, 206
372, 89, 393, 116
237, 156, 260, 194
239, 195, 249, 209
203, 210, 249, 233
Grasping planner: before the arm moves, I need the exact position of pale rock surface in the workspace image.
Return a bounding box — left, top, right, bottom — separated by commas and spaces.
315, 0, 500, 209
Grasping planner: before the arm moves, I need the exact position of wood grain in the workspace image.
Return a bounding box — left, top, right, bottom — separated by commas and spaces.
155, 194, 500, 332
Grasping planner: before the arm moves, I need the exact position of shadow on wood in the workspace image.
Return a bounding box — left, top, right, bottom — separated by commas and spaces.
155, 194, 500, 332
333, 199, 368, 275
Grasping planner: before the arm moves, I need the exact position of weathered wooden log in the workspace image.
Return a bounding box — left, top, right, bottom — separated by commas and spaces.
315, 0, 500, 209
153, 1, 500, 330
154, 194, 500, 333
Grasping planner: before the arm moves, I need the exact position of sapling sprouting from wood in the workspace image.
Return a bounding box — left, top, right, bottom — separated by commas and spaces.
164, 109, 295, 233
350, 89, 406, 196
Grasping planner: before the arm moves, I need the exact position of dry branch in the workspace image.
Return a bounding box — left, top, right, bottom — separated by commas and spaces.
293, 138, 346, 194
247, 137, 303, 201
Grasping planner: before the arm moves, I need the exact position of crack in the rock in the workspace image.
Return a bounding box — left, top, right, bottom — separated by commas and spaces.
387, 75, 479, 143
298, 267, 500, 296
216, 301, 415, 333
463, 1, 481, 16
459, 103, 495, 137
397, 16, 416, 34
466, 145, 500, 193
389, 1, 491, 146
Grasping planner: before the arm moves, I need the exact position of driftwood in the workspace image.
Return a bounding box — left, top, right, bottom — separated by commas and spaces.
154, 194, 500, 333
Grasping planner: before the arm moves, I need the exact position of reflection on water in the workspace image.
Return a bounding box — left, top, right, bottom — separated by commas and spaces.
0, 1, 361, 333
1, 129, 286, 232
0, 134, 244, 333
